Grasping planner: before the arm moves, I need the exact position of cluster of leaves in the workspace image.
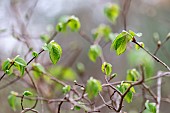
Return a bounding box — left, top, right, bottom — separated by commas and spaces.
56, 15, 81, 32
2, 55, 27, 76
0, 1, 160, 113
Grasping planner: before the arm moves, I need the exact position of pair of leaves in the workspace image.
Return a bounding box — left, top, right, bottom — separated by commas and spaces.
117, 83, 135, 103
111, 30, 142, 55
2, 56, 27, 76
126, 69, 140, 81
43, 40, 62, 64
86, 77, 102, 99
88, 44, 102, 62
101, 62, 112, 76
56, 15, 81, 32
104, 3, 120, 23
143, 100, 156, 113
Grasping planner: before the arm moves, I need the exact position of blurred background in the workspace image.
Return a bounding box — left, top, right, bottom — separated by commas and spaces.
0, 0, 170, 113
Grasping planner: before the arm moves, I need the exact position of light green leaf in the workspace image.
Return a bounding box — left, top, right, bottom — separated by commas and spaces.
126, 69, 140, 81
56, 22, 67, 32
32, 51, 38, 58
14, 55, 27, 67
23, 91, 33, 96
104, 3, 120, 23
88, 44, 102, 62
101, 62, 112, 76
117, 83, 135, 103
86, 77, 102, 99
48, 41, 62, 64
111, 30, 132, 55
144, 100, 156, 113
92, 24, 112, 41
56, 15, 81, 32
67, 15, 81, 31
8, 94, 16, 111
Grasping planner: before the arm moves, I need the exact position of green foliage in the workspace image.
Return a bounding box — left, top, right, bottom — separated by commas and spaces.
111, 30, 143, 55
117, 83, 135, 103
62, 85, 71, 94
86, 77, 102, 99
143, 100, 156, 113
111, 30, 133, 55
128, 49, 154, 78
104, 3, 119, 23
32, 51, 38, 58
126, 69, 140, 81
92, 24, 114, 42
8, 94, 17, 111
2, 59, 13, 75
101, 62, 112, 76
43, 40, 62, 64
56, 15, 81, 32
88, 44, 102, 62
13, 55, 27, 76
23, 91, 33, 96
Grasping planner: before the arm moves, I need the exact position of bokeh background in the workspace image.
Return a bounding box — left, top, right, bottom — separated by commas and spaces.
0, 0, 170, 113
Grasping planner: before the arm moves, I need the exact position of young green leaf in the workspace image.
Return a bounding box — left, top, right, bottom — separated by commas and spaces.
23, 91, 33, 96
14, 55, 27, 67
8, 94, 17, 111
92, 24, 112, 41
32, 51, 38, 58
117, 83, 135, 103
56, 22, 67, 32
101, 62, 112, 76
111, 30, 133, 55
88, 44, 102, 62
62, 85, 71, 94
48, 41, 62, 64
86, 77, 102, 99
104, 3, 120, 23
143, 100, 156, 113
67, 15, 81, 31
13, 56, 27, 76
126, 69, 140, 81
56, 15, 81, 32
2, 59, 13, 75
